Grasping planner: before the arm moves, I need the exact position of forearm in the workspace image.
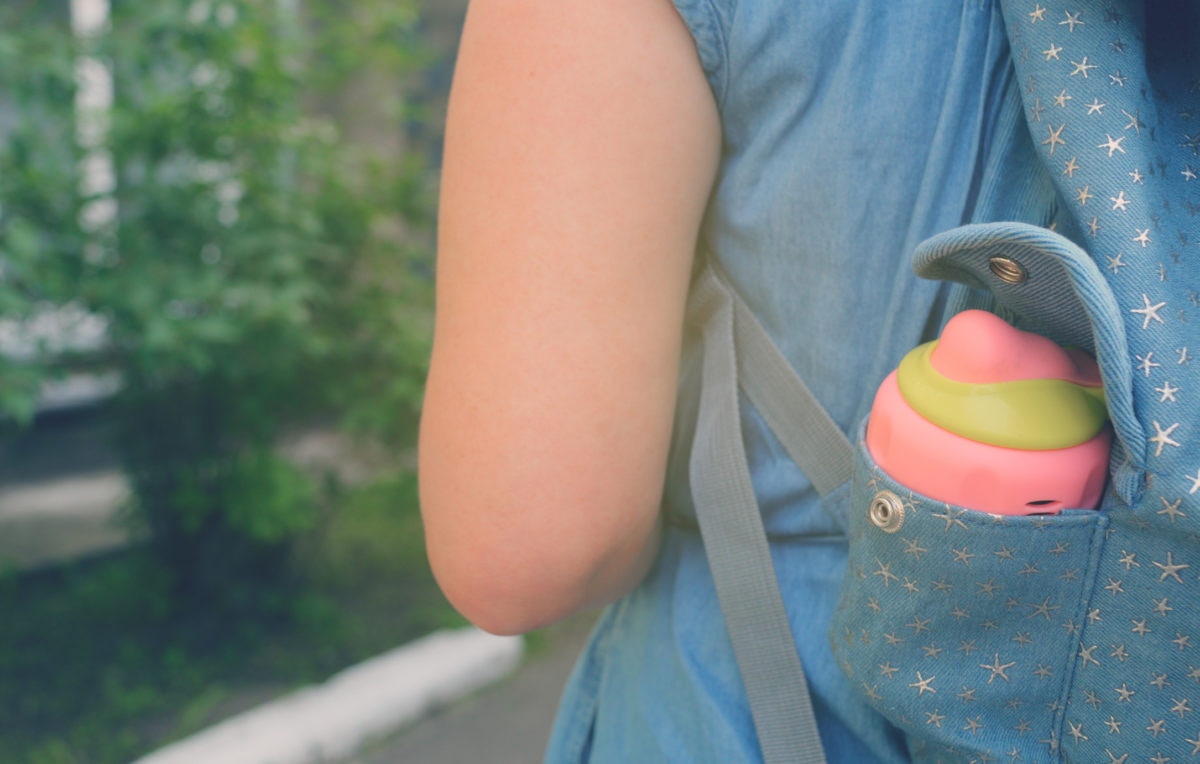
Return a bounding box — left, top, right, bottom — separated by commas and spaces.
418, 0, 719, 635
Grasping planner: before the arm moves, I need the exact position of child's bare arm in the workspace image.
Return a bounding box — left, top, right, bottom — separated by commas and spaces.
419, 0, 719, 634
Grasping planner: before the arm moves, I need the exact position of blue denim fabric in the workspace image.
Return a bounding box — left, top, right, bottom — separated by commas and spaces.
833, 426, 1110, 763
831, 2, 1200, 761
545, 2, 1051, 762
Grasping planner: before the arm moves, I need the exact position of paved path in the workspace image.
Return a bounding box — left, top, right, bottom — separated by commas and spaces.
349, 613, 598, 764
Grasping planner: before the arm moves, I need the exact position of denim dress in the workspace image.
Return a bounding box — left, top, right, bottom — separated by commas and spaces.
545, 2, 1056, 762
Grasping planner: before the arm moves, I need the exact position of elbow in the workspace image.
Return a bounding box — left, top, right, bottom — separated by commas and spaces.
427, 540, 587, 635
423, 502, 662, 636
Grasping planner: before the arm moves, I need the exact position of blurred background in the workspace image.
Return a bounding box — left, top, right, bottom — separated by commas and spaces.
0, 1, 590, 762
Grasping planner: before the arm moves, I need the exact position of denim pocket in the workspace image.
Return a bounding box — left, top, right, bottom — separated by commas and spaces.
830, 421, 1109, 763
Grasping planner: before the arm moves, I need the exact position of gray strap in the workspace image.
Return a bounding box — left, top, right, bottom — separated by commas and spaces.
688, 265, 829, 764
733, 297, 854, 496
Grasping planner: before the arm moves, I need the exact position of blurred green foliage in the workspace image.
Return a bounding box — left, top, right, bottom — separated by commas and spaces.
0, 0, 434, 601
0, 473, 463, 763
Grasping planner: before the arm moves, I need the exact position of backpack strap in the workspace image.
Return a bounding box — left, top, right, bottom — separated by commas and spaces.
687, 260, 851, 764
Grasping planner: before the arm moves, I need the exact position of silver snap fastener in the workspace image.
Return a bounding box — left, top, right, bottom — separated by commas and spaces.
988, 256, 1028, 284
869, 491, 905, 533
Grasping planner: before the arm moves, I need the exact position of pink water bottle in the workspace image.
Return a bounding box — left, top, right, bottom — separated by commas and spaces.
866, 310, 1111, 515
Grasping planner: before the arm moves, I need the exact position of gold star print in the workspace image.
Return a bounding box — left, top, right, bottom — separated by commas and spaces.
981, 654, 1017, 683
1044, 123, 1067, 154
1149, 420, 1181, 456
1152, 379, 1180, 402
1031, 97, 1046, 122
1070, 57, 1097, 77
1152, 551, 1189, 583
1158, 497, 1185, 522
902, 537, 928, 559
1134, 228, 1152, 246
910, 671, 936, 696
873, 558, 899, 586
1044, 43, 1062, 60
1079, 644, 1101, 667
1188, 735, 1200, 755
1139, 352, 1160, 376
1099, 133, 1127, 156
1077, 185, 1094, 204
1064, 156, 1080, 176
1054, 89, 1072, 107
1030, 4, 1047, 22
908, 615, 932, 635
1067, 720, 1088, 743
1122, 108, 1144, 135
976, 578, 1001, 596
1131, 294, 1167, 328
932, 506, 968, 531
1028, 596, 1061, 620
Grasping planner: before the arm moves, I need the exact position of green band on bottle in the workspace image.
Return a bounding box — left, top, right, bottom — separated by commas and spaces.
896, 341, 1109, 451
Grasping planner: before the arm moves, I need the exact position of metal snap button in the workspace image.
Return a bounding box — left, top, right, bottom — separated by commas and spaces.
869, 491, 905, 533
988, 256, 1028, 284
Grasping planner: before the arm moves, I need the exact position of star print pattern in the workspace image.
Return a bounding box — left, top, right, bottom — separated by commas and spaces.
833, 453, 1113, 763
831, 4, 1200, 761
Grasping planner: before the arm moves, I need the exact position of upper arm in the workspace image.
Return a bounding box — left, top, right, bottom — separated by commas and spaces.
419, 0, 720, 633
